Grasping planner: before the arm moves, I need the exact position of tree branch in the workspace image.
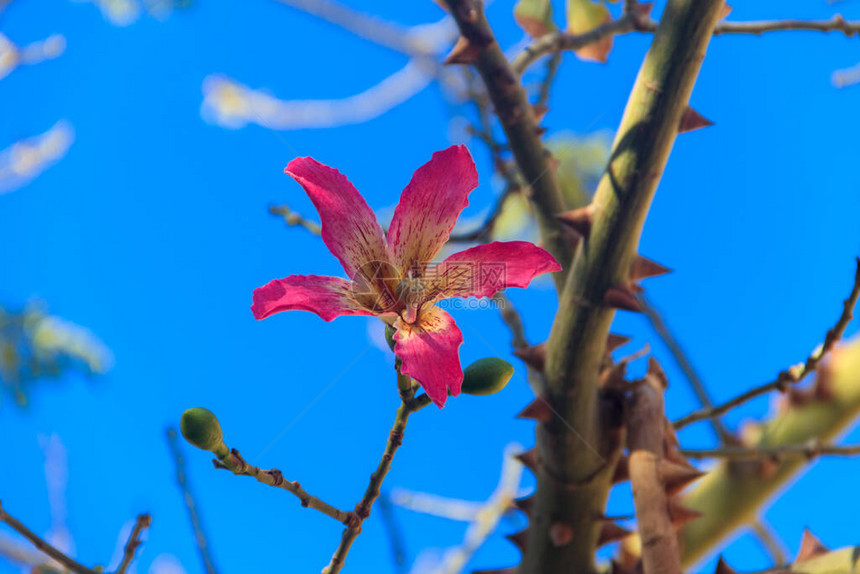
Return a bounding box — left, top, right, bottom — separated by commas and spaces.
114, 514, 152, 574
0, 501, 97, 574
519, 0, 726, 571
213, 447, 352, 525
269, 204, 322, 236
514, 14, 860, 74
321, 370, 424, 574
674, 258, 860, 430
679, 336, 860, 565
680, 440, 860, 461
444, 0, 572, 291
627, 364, 682, 574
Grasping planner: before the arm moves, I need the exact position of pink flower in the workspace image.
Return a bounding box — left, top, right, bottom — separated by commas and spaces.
251, 146, 561, 407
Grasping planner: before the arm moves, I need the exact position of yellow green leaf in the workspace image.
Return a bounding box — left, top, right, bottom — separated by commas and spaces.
566, 0, 613, 62
514, 0, 556, 38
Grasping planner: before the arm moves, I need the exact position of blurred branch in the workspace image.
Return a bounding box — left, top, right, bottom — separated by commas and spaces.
674, 258, 860, 430
167, 428, 220, 574
273, 0, 455, 56
378, 492, 409, 574
751, 519, 788, 568
269, 204, 322, 236
493, 292, 529, 350
679, 336, 860, 565
114, 514, 152, 574
214, 448, 353, 524
680, 440, 860, 461
639, 294, 732, 442
832, 62, 860, 88
0, 501, 97, 574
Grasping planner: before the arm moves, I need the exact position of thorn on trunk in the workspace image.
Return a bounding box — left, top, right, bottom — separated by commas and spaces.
631, 255, 672, 281
607, 333, 632, 353
604, 285, 644, 313
517, 397, 554, 422
668, 500, 703, 527
505, 528, 529, 552
444, 36, 483, 65
598, 520, 633, 547
515, 448, 539, 471
513, 343, 546, 372
556, 204, 595, 237
659, 459, 705, 495
796, 529, 829, 562
532, 104, 549, 123
714, 556, 737, 574
679, 106, 714, 133
513, 495, 534, 516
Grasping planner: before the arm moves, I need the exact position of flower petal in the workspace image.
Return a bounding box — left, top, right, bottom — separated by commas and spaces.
285, 157, 391, 281
425, 241, 561, 301
393, 306, 464, 407
251, 275, 374, 321
387, 145, 479, 276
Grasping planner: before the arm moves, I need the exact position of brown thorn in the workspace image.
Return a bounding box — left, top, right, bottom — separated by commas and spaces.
532, 104, 549, 123
647, 357, 668, 389
517, 397, 554, 422
513, 495, 534, 516
679, 106, 715, 133
505, 529, 529, 552
604, 285, 644, 313
668, 500, 703, 527
607, 333, 632, 353
659, 459, 705, 495
714, 556, 737, 574
598, 520, 633, 547
513, 343, 546, 372
796, 528, 829, 563
612, 455, 630, 484
444, 36, 483, 65
515, 448, 539, 471
556, 204, 595, 237
631, 255, 672, 281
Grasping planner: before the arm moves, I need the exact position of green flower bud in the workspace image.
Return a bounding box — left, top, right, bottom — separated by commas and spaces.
384, 324, 397, 351
462, 357, 514, 396
181, 407, 226, 455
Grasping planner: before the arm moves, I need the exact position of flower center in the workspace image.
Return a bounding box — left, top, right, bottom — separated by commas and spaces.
396, 275, 426, 324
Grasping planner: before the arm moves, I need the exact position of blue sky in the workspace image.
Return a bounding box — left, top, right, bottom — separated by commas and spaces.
2, 1, 860, 573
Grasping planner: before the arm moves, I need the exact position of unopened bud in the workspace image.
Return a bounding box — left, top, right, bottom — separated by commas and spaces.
181, 408, 227, 456
462, 358, 514, 396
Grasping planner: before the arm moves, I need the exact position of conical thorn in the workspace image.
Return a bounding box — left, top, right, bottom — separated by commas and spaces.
515, 448, 539, 471
607, 333, 632, 353
505, 529, 529, 552
679, 106, 714, 133
631, 255, 672, 281
714, 556, 737, 574
598, 520, 633, 547
668, 500, 703, 527
513, 343, 546, 372
532, 104, 549, 123
444, 36, 483, 65
517, 397, 554, 423
659, 459, 704, 495
556, 204, 595, 237
796, 529, 829, 563
603, 285, 643, 313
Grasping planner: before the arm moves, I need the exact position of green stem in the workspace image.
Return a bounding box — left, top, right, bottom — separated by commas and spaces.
526, 0, 726, 571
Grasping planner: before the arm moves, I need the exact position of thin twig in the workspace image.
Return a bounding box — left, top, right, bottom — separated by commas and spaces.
114, 514, 152, 574
214, 449, 352, 524
680, 441, 860, 461
166, 428, 220, 574
639, 293, 732, 443
751, 519, 789, 567
0, 501, 97, 574
493, 292, 530, 350
514, 14, 860, 74
269, 204, 322, 236
674, 258, 860, 430
321, 370, 424, 574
